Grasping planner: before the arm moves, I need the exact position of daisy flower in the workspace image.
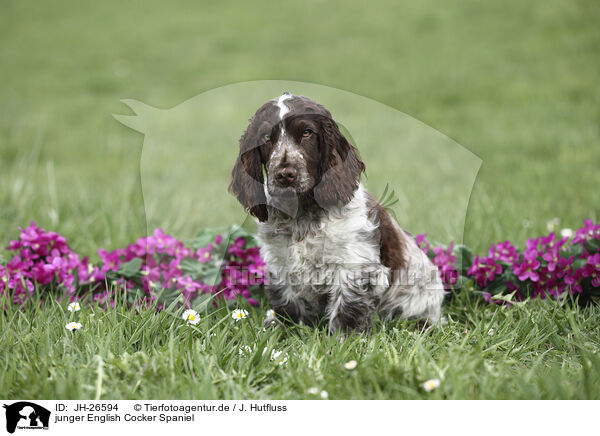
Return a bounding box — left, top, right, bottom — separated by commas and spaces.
65, 322, 82, 331
560, 228, 574, 238
270, 350, 288, 365
67, 302, 81, 312
423, 379, 441, 392
320, 390, 329, 399
239, 345, 253, 356
182, 309, 200, 325
266, 309, 276, 318
231, 309, 248, 321
344, 360, 357, 370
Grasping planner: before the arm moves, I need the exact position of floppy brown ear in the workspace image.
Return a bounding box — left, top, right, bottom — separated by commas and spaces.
229, 145, 268, 222
314, 118, 365, 209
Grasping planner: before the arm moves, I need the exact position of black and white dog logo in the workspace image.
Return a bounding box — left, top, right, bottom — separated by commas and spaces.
3, 402, 50, 434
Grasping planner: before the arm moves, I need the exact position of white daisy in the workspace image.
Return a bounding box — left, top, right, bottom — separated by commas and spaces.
231, 309, 248, 321
266, 309, 276, 317
344, 360, 357, 370
423, 379, 441, 392
65, 322, 82, 331
320, 390, 328, 399
239, 345, 253, 356
182, 309, 200, 325
67, 302, 81, 312
270, 350, 288, 365
560, 228, 574, 239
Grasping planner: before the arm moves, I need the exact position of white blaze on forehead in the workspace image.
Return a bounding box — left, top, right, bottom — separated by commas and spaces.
271, 93, 304, 164
276, 93, 292, 119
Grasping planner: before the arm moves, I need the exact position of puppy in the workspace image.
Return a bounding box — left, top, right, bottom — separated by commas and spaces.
229, 93, 444, 333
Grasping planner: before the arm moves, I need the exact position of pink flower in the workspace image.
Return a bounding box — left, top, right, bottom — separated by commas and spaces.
584, 253, 600, 287
415, 234, 430, 253
573, 219, 600, 245
488, 241, 518, 263
467, 255, 503, 288
195, 245, 213, 263
541, 240, 569, 272
432, 242, 458, 287
512, 250, 541, 282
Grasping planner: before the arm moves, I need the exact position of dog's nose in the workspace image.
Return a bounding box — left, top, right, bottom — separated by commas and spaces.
275, 167, 297, 185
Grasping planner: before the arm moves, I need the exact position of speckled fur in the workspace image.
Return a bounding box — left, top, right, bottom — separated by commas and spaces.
230, 93, 445, 333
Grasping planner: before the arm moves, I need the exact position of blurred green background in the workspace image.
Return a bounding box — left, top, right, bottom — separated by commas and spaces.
1, 0, 599, 257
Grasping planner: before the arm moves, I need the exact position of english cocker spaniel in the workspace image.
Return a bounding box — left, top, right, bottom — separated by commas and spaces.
229, 93, 444, 333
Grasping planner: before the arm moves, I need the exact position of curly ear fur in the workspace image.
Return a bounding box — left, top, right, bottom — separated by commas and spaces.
314, 118, 365, 209
229, 142, 268, 222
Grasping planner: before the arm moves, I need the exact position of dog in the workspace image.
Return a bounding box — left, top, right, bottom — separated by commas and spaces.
229, 93, 445, 333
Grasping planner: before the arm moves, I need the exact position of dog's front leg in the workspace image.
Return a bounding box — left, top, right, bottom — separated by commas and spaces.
264, 284, 321, 327
326, 268, 376, 335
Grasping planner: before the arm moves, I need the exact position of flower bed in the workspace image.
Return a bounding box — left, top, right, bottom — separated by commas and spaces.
1, 220, 599, 308
0, 223, 265, 308
416, 219, 600, 304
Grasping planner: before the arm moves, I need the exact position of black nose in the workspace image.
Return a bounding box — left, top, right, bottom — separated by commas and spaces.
275, 167, 297, 185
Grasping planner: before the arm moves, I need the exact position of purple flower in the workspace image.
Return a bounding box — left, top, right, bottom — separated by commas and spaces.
512, 250, 541, 282
415, 234, 430, 253
195, 244, 213, 263
572, 219, 600, 245
541, 242, 568, 272
432, 242, 458, 287
584, 253, 600, 287
488, 241, 518, 263
467, 255, 503, 288
98, 248, 123, 274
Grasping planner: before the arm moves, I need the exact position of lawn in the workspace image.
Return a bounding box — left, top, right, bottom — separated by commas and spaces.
1, 0, 599, 399
2, 293, 600, 400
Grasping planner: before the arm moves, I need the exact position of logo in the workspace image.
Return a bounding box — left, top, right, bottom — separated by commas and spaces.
2, 402, 50, 434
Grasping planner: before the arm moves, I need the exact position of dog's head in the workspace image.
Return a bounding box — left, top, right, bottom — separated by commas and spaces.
229, 93, 365, 221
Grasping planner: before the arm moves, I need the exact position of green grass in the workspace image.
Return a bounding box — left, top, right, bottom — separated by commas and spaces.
2, 292, 600, 399
1, 0, 600, 399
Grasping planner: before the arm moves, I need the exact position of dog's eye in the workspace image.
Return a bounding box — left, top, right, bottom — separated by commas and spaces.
302, 129, 313, 138
263, 134, 271, 142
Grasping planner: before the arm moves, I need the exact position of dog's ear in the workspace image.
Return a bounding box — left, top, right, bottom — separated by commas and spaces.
229, 129, 268, 222
314, 117, 365, 209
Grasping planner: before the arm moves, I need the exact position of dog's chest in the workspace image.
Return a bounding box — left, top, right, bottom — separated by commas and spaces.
257, 212, 380, 284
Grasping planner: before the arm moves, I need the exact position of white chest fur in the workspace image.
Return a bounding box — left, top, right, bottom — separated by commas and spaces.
257, 186, 388, 294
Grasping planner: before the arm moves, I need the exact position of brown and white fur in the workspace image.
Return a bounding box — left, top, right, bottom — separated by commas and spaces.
229, 93, 444, 333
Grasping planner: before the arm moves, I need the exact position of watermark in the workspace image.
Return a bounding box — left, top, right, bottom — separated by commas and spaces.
3, 402, 51, 434
221, 262, 443, 290
0, 400, 596, 436
112, 81, 481, 301
114, 80, 481, 248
